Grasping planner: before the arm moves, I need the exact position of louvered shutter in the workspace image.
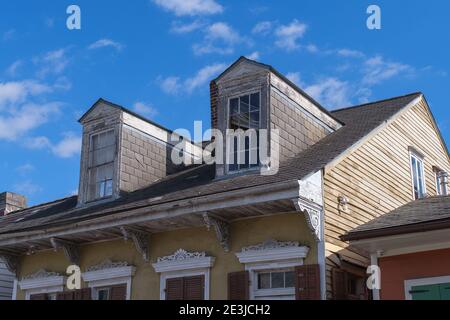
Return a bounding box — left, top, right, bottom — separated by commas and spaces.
30, 293, 48, 300
166, 278, 184, 300
183, 275, 205, 300
295, 264, 321, 300
332, 268, 348, 300
110, 285, 127, 300
74, 288, 92, 300
228, 271, 249, 300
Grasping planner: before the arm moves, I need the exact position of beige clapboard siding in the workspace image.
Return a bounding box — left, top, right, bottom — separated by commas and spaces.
323, 99, 450, 299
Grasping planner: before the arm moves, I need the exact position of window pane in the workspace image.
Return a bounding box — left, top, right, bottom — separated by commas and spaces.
417, 160, 424, 197
271, 272, 284, 288
285, 271, 295, 288
240, 95, 250, 113
250, 111, 259, 129
230, 98, 239, 115
258, 273, 270, 289
250, 93, 260, 111
411, 157, 419, 199
105, 180, 113, 196
98, 289, 110, 300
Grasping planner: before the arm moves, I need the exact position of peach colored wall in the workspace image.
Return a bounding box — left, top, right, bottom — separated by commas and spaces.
379, 248, 450, 300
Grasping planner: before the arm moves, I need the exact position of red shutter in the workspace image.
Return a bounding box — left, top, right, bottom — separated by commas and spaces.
74, 288, 92, 300
166, 278, 184, 300
110, 285, 127, 300
56, 291, 75, 300
183, 276, 205, 300
295, 264, 321, 300
332, 268, 348, 300
30, 293, 48, 300
228, 271, 249, 300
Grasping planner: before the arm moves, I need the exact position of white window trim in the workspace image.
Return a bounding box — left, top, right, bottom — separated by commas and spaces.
409, 151, 427, 200
404, 275, 450, 300
82, 263, 135, 300
19, 270, 65, 300
235, 240, 309, 300
152, 249, 215, 300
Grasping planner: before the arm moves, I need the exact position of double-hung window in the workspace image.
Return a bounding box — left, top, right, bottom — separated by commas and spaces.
88, 130, 116, 201
228, 92, 260, 172
410, 152, 426, 200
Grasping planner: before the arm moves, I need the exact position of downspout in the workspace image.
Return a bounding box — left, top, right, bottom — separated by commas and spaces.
370, 253, 381, 300
318, 169, 326, 300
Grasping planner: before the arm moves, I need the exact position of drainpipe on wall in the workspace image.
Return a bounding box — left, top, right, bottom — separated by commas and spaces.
370, 253, 381, 300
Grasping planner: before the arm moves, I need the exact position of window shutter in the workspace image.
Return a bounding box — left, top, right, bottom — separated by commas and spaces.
332, 268, 348, 300
295, 264, 321, 300
183, 275, 205, 300
228, 271, 249, 300
30, 293, 48, 300
56, 291, 75, 300
110, 285, 127, 300
74, 288, 92, 300
166, 278, 184, 300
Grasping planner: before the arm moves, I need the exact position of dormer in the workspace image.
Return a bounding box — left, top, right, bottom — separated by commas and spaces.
210, 56, 343, 178
77, 99, 202, 206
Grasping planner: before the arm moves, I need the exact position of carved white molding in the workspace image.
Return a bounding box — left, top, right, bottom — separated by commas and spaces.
86, 260, 130, 272
19, 269, 65, 294
50, 238, 80, 265
202, 213, 230, 252
120, 227, 150, 262
22, 269, 61, 280
292, 198, 322, 242
152, 249, 215, 273
0, 253, 20, 275
236, 239, 309, 266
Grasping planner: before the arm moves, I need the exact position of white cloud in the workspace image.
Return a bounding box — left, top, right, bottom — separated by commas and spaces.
0, 80, 52, 109
193, 22, 247, 56
205, 22, 241, 44
275, 19, 307, 51
170, 20, 206, 34
25, 133, 81, 158
305, 78, 351, 109
0, 102, 61, 140
16, 163, 35, 175
13, 180, 41, 195
252, 21, 272, 35
34, 48, 69, 78
152, 0, 223, 16
6, 60, 23, 77
133, 102, 158, 118
192, 43, 234, 55
305, 44, 319, 53
337, 49, 365, 58
246, 51, 260, 60
158, 63, 226, 95
362, 56, 414, 86
286, 72, 302, 86
88, 39, 124, 51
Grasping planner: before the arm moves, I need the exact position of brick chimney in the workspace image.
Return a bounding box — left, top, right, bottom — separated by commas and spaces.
0, 192, 27, 216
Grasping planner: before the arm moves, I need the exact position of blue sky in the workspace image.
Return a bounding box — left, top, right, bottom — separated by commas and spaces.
0, 0, 449, 206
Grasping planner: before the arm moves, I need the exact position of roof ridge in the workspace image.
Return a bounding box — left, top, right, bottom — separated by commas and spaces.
332, 92, 423, 113
8, 195, 77, 216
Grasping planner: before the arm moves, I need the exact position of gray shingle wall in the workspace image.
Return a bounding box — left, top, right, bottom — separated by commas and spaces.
120, 127, 179, 193
270, 89, 331, 161
0, 260, 14, 300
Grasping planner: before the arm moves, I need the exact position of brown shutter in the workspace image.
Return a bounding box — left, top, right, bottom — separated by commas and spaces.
30, 293, 48, 300
74, 288, 92, 300
228, 271, 249, 300
183, 275, 205, 300
295, 264, 321, 300
110, 285, 127, 300
332, 268, 348, 300
56, 291, 75, 300
166, 278, 184, 300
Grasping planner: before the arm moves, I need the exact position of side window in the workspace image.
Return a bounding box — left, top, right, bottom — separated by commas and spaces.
87, 130, 116, 201
410, 152, 426, 200
435, 169, 448, 196
227, 92, 261, 173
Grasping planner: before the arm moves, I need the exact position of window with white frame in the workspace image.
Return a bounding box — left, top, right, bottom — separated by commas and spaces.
18, 269, 65, 300
235, 240, 309, 300
227, 92, 261, 172
88, 130, 116, 201
410, 152, 426, 200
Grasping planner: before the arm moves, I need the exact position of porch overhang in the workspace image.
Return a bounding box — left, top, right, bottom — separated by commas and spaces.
0, 172, 324, 275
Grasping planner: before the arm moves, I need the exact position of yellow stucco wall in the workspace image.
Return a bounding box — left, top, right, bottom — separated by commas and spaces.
17, 212, 317, 300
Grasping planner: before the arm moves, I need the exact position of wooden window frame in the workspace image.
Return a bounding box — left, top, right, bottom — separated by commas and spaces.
404, 275, 450, 300
409, 151, 426, 200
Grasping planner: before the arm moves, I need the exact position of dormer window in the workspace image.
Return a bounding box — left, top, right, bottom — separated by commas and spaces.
227, 92, 261, 173
88, 130, 116, 201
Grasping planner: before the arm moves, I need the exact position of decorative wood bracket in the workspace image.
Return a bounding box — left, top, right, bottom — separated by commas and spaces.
292, 198, 323, 242
0, 252, 20, 276
50, 238, 80, 266
202, 213, 230, 252
120, 227, 150, 262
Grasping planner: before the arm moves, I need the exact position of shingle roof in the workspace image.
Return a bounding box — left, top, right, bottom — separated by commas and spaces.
342, 195, 450, 241
0, 92, 422, 234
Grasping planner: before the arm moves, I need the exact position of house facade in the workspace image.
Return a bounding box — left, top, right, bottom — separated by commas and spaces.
0, 57, 448, 300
